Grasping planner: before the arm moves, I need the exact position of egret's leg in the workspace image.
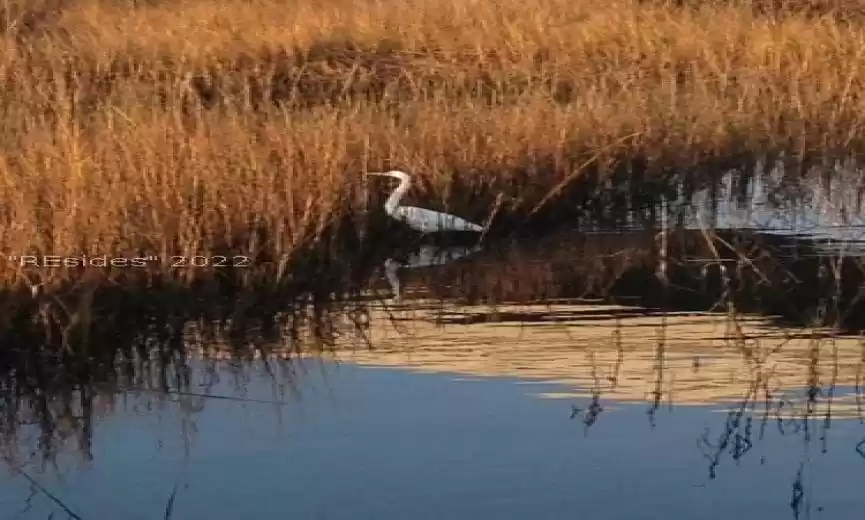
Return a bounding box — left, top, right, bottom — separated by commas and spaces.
384, 259, 402, 302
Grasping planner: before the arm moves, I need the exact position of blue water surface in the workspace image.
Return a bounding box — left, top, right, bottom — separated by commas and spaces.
0, 359, 863, 520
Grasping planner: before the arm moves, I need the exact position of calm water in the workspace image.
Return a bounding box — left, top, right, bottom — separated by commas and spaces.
1, 359, 863, 520
5, 165, 865, 519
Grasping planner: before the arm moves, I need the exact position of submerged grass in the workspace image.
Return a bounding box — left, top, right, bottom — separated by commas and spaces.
1, 0, 865, 292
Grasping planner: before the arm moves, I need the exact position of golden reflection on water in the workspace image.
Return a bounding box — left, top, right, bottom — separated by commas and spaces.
320, 301, 865, 418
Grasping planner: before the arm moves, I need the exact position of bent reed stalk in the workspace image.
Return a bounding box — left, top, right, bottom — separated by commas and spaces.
1, 0, 865, 292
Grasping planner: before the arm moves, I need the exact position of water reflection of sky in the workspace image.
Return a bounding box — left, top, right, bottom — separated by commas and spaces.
1, 360, 863, 520
683, 162, 865, 254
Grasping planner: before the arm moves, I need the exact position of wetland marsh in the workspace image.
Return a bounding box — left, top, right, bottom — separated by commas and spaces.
4, 0, 865, 518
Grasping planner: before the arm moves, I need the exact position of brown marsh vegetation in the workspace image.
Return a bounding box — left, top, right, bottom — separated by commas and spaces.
4, 4, 865, 512
3, 0, 865, 397
2, 0, 865, 291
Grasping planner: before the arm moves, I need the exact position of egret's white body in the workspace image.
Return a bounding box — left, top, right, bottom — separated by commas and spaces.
367, 171, 484, 233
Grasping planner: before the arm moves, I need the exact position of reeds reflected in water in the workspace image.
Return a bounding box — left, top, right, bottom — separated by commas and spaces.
3, 167, 865, 517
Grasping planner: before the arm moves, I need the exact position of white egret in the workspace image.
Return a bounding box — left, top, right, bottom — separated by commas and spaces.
367, 170, 484, 234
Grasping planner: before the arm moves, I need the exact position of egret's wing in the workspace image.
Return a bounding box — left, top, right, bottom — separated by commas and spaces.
394, 206, 483, 233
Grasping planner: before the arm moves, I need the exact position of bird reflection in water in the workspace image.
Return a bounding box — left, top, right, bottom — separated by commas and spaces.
384, 244, 482, 302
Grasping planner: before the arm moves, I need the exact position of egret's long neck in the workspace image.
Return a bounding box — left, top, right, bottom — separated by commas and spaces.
384, 175, 410, 215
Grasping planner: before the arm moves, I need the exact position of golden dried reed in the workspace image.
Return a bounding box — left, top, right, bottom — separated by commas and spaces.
1, 0, 865, 289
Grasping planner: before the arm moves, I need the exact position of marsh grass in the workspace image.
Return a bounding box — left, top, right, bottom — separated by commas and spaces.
1, 0, 865, 292
4, 1, 865, 502
3, 0, 865, 377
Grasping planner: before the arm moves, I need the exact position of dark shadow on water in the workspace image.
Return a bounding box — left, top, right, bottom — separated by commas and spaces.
376, 227, 865, 333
